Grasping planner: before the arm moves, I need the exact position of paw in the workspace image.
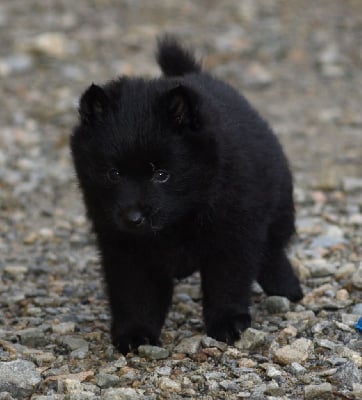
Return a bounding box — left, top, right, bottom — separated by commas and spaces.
265, 276, 303, 302
111, 324, 160, 355
206, 313, 251, 345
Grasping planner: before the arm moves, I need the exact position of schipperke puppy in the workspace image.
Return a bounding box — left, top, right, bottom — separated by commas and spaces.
70, 36, 303, 355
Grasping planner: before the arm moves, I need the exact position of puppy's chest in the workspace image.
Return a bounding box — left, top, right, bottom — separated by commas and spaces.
165, 237, 201, 280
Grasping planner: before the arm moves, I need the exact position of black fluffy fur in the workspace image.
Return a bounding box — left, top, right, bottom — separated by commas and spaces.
70, 37, 303, 355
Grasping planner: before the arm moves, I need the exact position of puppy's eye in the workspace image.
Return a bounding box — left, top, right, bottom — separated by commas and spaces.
152, 169, 170, 183
107, 168, 121, 182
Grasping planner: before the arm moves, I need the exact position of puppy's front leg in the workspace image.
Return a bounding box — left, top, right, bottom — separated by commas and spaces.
101, 244, 173, 354
200, 236, 261, 344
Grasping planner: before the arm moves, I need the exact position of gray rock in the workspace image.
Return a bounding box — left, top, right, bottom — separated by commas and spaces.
235, 328, 267, 351
138, 345, 169, 360
328, 361, 360, 389
342, 177, 362, 192
273, 338, 313, 365
305, 260, 337, 277
201, 336, 228, 351
290, 362, 307, 376
0, 54, 33, 77
52, 322, 76, 334
17, 327, 47, 347
62, 336, 89, 351
304, 383, 333, 399
102, 388, 143, 400
264, 296, 291, 313
0, 360, 41, 398
95, 373, 120, 389
351, 303, 362, 314
174, 335, 202, 355
352, 262, 362, 289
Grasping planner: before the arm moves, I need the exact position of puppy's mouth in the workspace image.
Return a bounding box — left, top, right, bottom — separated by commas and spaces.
150, 208, 163, 233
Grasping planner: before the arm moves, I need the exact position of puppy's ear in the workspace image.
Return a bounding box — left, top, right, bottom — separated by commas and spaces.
79, 84, 109, 124
160, 85, 200, 129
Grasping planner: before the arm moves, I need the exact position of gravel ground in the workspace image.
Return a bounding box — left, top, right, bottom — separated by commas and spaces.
1, 1, 361, 399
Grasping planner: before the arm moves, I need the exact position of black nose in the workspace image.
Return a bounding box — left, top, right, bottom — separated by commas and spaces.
123, 209, 145, 227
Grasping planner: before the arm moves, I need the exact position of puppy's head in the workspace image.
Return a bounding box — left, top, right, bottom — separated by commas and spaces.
71, 78, 218, 235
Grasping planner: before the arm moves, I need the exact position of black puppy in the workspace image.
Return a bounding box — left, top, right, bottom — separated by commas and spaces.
70, 37, 303, 354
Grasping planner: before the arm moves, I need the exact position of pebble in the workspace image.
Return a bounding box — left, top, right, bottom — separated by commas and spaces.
305, 259, 337, 277
290, 362, 307, 376
351, 303, 362, 314
352, 262, 362, 289
201, 336, 228, 351
263, 296, 291, 313
304, 383, 333, 399
4, 265, 28, 277
17, 327, 48, 347
273, 338, 313, 365
174, 335, 202, 355
95, 373, 120, 389
242, 62, 273, 88
158, 377, 181, 392
52, 322, 76, 335
342, 177, 362, 192
0, 360, 41, 398
137, 345, 169, 360
328, 360, 360, 389
102, 388, 143, 400
0, 54, 33, 77
335, 263, 357, 280
234, 328, 267, 351
21, 32, 76, 58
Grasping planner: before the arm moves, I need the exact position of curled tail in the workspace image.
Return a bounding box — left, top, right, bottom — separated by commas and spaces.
156, 36, 202, 77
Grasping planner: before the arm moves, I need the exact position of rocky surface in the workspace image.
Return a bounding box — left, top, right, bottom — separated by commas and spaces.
0, 1, 361, 399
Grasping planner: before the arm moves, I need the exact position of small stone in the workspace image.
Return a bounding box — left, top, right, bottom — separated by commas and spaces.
219, 379, 240, 392
60, 378, 81, 393
0, 360, 41, 398
155, 366, 171, 376
273, 338, 313, 365
352, 384, 362, 399
305, 259, 337, 277
341, 313, 360, 327
243, 62, 273, 88
0, 54, 33, 77
174, 335, 202, 355
158, 377, 181, 392
329, 361, 360, 389
335, 347, 362, 367
264, 296, 290, 313
52, 322, 76, 335
235, 328, 267, 351
102, 387, 143, 400
290, 362, 306, 376
352, 262, 362, 289
265, 365, 282, 378
335, 263, 356, 280
351, 303, 362, 314
95, 373, 120, 389
335, 289, 349, 301
315, 339, 336, 350
137, 345, 169, 360
4, 266, 28, 277
304, 383, 333, 399
23, 349, 56, 366
264, 382, 285, 396
62, 336, 89, 351
201, 336, 228, 351
21, 32, 76, 58
342, 177, 362, 192
17, 327, 47, 347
